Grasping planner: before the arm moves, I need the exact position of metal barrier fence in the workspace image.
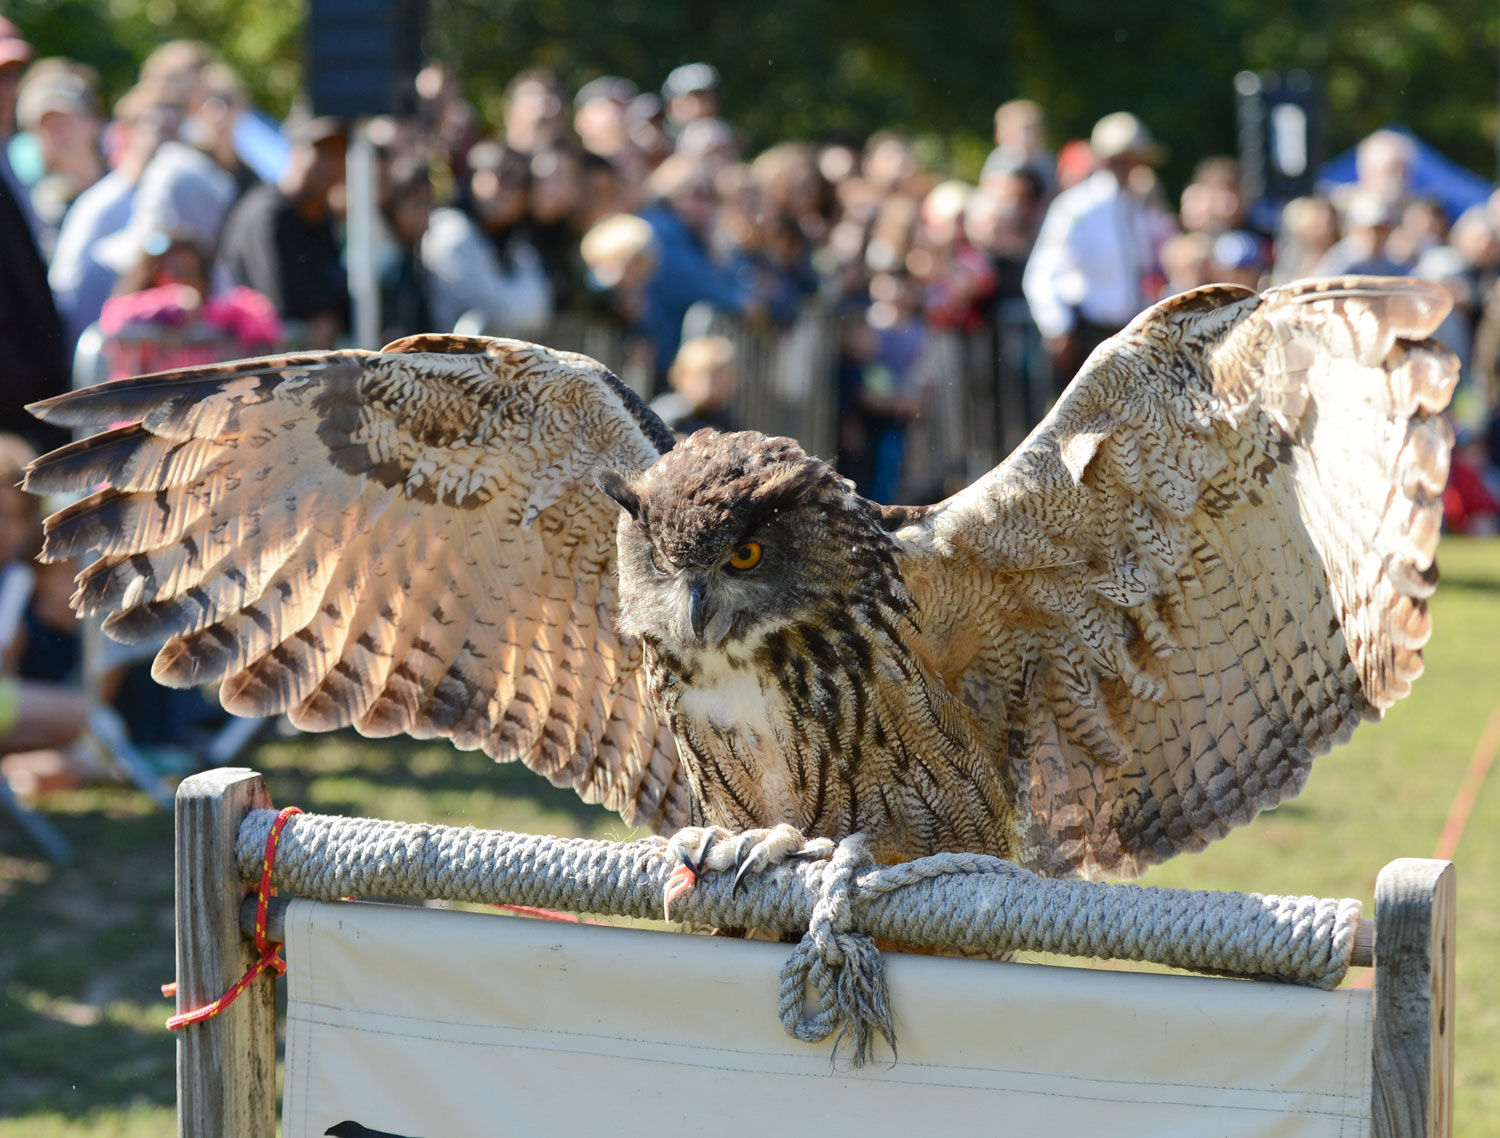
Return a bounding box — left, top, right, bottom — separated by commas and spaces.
541, 300, 1052, 503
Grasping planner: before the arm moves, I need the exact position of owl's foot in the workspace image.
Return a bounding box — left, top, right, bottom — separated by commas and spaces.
661, 824, 834, 920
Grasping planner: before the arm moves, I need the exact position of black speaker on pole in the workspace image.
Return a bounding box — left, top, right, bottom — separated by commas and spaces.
1235, 69, 1322, 207
306, 0, 427, 119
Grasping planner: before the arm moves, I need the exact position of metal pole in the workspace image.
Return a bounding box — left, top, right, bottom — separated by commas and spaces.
346, 118, 380, 348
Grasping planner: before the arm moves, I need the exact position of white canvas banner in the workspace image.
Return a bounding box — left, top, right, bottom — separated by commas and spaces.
281, 897, 1373, 1138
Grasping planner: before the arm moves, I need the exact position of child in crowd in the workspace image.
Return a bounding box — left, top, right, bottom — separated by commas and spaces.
649, 334, 739, 437
837, 272, 931, 503
99, 229, 280, 378
580, 211, 659, 337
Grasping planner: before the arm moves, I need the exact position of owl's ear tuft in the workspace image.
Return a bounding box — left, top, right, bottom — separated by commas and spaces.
595, 469, 643, 520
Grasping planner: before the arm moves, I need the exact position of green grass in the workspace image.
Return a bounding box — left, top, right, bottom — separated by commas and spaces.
0, 537, 1496, 1136
0, 735, 629, 1136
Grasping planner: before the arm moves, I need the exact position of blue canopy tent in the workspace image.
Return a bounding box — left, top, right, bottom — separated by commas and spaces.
1316, 125, 1494, 221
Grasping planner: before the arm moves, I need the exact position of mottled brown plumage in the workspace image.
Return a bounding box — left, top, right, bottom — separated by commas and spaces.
26, 278, 1456, 879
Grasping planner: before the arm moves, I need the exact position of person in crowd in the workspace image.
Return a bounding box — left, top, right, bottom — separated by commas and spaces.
1443, 427, 1500, 535
862, 131, 925, 199
753, 141, 833, 248
0, 17, 37, 232
48, 84, 185, 350
625, 91, 673, 173
416, 62, 483, 202
981, 98, 1055, 194
1272, 195, 1341, 283
1053, 138, 1097, 191
650, 334, 739, 436
838, 270, 931, 503
636, 153, 762, 382
915, 179, 998, 332
661, 62, 720, 134
502, 69, 568, 156
965, 165, 1045, 293
1022, 111, 1165, 384
1398, 205, 1487, 383
421, 139, 551, 335
98, 227, 280, 378
1178, 156, 1253, 238
182, 62, 261, 198
574, 150, 632, 230
0, 434, 93, 799
573, 75, 639, 171
1340, 128, 1416, 217
14, 59, 103, 256
580, 211, 657, 327
528, 144, 588, 312
95, 133, 236, 275
1207, 229, 1269, 289
377, 151, 435, 342
0, 20, 67, 451
1313, 190, 1406, 276
1386, 197, 1450, 269
139, 38, 286, 186
217, 114, 349, 347
1159, 230, 1214, 296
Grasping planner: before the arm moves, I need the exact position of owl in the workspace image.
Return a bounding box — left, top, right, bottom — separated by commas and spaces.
26, 277, 1455, 883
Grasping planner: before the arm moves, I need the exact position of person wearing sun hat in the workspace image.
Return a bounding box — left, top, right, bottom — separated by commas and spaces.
1022, 111, 1167, 384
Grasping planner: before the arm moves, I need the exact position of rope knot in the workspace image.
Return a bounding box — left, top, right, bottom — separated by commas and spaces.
778, 833, 894, 1066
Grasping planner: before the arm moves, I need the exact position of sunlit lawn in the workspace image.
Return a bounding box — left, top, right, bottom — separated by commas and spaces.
0, 537, 1496, 1135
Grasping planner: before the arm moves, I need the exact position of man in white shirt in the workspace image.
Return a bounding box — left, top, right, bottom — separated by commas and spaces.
1022, 111, 1164, 383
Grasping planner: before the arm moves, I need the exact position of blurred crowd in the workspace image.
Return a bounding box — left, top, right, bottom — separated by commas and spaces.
0, 19, 1498, 797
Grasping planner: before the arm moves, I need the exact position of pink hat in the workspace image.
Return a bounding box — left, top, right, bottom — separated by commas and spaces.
0, 18, 34, 69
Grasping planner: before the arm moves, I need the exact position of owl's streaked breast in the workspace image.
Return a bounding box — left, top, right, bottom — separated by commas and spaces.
649, 639, 811, 829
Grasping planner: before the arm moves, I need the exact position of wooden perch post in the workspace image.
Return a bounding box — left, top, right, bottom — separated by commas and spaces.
1372, 857, 1456, 1138
174, 768, 277, 1138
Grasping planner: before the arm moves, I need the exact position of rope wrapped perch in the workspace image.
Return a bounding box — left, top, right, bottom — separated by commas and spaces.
236, 810, 1362, 1065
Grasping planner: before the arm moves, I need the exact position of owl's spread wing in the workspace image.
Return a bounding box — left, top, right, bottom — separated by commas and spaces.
892, 277, 1456, 879
26, 335, 692, 831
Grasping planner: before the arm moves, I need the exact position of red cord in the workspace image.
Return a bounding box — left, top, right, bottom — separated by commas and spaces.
165, 805, 302, 1030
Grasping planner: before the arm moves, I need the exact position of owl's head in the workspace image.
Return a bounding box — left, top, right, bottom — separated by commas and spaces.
599, 430, 896, 650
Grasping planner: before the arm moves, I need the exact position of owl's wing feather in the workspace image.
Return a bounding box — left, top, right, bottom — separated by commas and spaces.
894, 277, 1456, 879
26, 335, 692, 831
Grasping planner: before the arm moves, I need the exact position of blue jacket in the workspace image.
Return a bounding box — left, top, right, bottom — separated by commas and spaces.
639, 202, 752, 377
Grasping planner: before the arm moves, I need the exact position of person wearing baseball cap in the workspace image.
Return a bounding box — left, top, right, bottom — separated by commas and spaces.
1023, 110, 1167, 384
16, 62, 104, 245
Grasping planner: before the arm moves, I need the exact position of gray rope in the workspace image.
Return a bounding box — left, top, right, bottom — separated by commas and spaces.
777, 834, 894, 1065
236, 811, 1361, 1062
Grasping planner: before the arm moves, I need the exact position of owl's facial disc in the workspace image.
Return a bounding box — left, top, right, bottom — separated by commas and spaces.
609, 430, 854, 651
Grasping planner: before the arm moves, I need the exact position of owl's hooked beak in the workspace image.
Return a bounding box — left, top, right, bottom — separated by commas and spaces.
688, 579, 711, 641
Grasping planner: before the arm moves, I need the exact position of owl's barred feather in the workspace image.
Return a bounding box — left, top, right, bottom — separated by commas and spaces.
27, 278, 1454, 878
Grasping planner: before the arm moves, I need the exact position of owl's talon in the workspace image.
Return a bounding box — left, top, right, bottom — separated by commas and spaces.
663, 863, 698, 920
663, 824, 832, 918
662, 825, 733, 918
786, 838, 836, 863
731, 834, 762, 894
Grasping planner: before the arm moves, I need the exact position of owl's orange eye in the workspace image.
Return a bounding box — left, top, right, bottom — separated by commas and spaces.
727, 541, 763, 571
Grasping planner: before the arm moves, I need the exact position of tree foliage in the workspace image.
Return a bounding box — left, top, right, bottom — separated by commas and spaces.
12, 0, 1499, 189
